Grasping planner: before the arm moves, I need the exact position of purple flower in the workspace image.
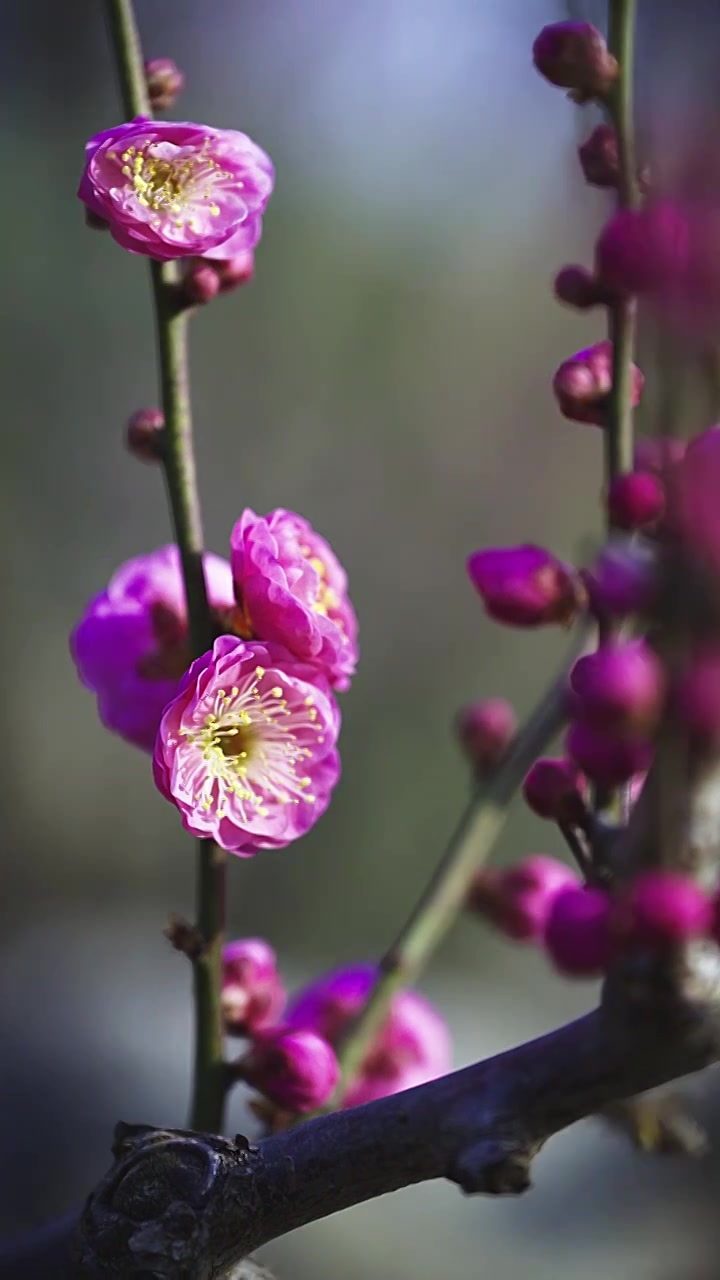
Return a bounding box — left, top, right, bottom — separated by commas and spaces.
287, 964, 451, 1108
467, 544, 584, 627
607, 471, 665, 531
231, 508, 358, 691
78, 117, 273, 261
583, 540, 658, 618
153, 636, 341, 856
237, 1026, 339, 1113
222, 938, 287, 1036
70, 545, 234, 752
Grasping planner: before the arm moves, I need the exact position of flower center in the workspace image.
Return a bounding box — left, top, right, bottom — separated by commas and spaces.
299, 547, 341, 620
109, 139, 233, 225
180, 666, 321, 820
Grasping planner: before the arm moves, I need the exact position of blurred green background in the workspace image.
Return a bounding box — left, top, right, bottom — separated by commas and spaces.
3, 1, 720, 1276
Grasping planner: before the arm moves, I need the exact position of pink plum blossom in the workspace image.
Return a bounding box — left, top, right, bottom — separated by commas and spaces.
221, 938, 287, 1036
467, 544, 584, 627
153, 636, 341, 855
230, 508, 358, 691
70, 545, 234, 752
237, 1026, 339, 1113
78, 117, 273, 261
287, 964, 451, 1108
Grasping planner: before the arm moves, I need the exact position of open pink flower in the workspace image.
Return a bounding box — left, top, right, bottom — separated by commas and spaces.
230, 509, 358, 691
287, 964, 451, 1108
153, 636, 341, 855
78, 117, 273, 261
70, 546, 234, 752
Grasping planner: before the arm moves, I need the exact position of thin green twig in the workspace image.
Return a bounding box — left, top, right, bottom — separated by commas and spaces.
105, 0, 227, 1134
330, 629, 587, 1103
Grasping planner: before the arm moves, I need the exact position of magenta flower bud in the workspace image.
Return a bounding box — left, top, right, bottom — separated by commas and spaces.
216, 250, 255, 292
673, 649, 720, 746
569, 641, 666, 734
619, 872, 713, 947
607, 471, 665, 531
469, 856, 578, 943
553, 341, 644, 426
126, 407, 165, 463
467, 544, 585, 628
238, 1026, 339, 1113
553, 264, 609, 311
457, 698, 516, 771
144, 58, 185, 111
221, 939, 286, 1036
544, 885, 614, 976
522, 757, 587, 823
578, 124, 619, 188
287, 965, 450, 1108
532, 22, 618, 98
595, 203, 690, 297
566, 719, 653, 786
184, 263, 221, 305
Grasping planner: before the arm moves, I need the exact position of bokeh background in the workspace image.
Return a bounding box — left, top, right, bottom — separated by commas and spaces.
2, 1, 720, 1276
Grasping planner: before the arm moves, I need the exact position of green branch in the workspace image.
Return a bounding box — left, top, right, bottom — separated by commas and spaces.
105, 0, 226, 1135
331, 632, 585, 1101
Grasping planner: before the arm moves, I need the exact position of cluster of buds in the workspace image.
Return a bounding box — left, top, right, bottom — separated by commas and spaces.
222, 945, 451, 1118
470, 859, 719, 978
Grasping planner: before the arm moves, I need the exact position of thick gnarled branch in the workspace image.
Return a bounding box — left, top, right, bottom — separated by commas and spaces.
7, 983, 719, 1280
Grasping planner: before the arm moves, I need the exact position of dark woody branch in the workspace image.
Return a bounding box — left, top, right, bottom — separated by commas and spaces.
6, 966, 720, 1280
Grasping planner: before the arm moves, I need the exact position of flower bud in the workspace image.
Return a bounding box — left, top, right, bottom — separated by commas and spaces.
532, 22, 618, 99
566, 719, 653, 786
544, 885, 613, 976
144, 57, 185, 111
522, 757, 587, 823
221, 938, 286, 1037
237, 1026, 339, 1113
583, 539, 658, 618
215, 251, 255, 292
126, 407, 165, 463
183, 263, 221, 305
578, 124, 619, 188
469, 856, 578, 943
569, 641, 666, 735
286, 965, 450, 1109
607, 471, 665, 531
617, 872, 712, 947
595, 203, 689, 297
553, 341, 644, 426
457, 698, 516, 771
467, 544, 585, 628
673, 648, 720, 746
553, 264, 610, 311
